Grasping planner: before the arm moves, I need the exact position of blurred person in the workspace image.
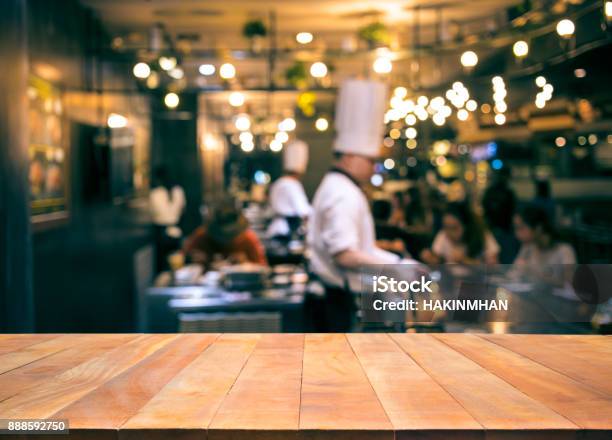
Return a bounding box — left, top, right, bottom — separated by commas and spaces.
402, 186, 434, 235
267, 139, 311, 239
512, 205, 576, 291
482, 167, 519, 263
150, 166, 186, 272
372, 198, 408, 257
308, 79, 415, 331
533, 179, 556, 225
183, 200, 267, 268
421, 202, 500, 265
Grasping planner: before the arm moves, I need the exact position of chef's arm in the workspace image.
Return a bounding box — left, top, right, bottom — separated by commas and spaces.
333, 249, 394, 269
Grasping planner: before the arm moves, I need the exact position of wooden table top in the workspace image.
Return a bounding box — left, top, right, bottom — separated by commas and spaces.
0, 333, 611, 439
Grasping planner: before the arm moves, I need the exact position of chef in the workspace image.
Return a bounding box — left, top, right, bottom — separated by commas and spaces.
308, 79, 404, 331
267, 139, 311, 239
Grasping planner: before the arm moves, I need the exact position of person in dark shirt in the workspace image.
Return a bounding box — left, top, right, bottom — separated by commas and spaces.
482, 167, 520, 263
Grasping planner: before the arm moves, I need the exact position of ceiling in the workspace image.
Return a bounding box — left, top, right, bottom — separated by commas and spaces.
80, 0, 521, 50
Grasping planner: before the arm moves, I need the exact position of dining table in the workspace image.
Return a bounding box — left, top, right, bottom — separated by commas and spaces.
0, 333, 610, 439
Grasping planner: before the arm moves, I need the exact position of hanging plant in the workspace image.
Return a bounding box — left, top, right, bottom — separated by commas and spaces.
242, 19, 268, 39
357, 22, 390, 48
285, 61, 308, 89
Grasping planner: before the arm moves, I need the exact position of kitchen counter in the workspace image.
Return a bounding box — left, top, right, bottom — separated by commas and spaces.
0, 333, 610, 439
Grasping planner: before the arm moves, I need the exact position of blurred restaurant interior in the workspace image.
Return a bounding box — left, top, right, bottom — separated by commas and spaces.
2, 0, 612, 335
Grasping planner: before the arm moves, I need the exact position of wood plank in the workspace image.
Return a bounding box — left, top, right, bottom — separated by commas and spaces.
436, 333, 612, 431
53, 334, 217, 429
299, 334, 393, 438
121, 334, 261, 435
0, 334, 137, 402
0, 334, 93, 375
347, 333, 482, 436
0, 334, 58, 356
208, 334, 303, 439
484, 334, 612, 397
0, 334, 176, 419
390, 334, 578, 432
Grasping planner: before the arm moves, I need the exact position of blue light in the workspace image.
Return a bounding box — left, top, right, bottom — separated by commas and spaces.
491, 159, 503, 170
254, 170, 268, 184
487, 142, 498, 157
374, 163, 385, 173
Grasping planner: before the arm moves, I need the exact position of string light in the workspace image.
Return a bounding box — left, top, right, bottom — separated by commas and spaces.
556, 19, 575, 39
168, 67, 184, 80
457, 109, 469, 121
270, 139, 283, 152
494, 113, 506, 125
235, 114, 251, 131
513, 40, 529, 58
164, 92, 179, 109
278, 117, 296, 132
107, 113, 127, 128
315, 117, 329, 131
555, 137, 567, 147
405, 127, 417, 139
606, 1, 612, 19
460, 51, 478, 68
310, 62, 328, 78
373, 56, 392, 74
296, 32, 313, 44
132, 62, 150, 79
146, 72, 159, 89
275, 131, 289, 143
229, 91, 245, 107
219, 63, 236, 79
241, 141, 254, 152
393, 87, 408, 99
199, 64, 215, 76
383, 158, 395, 170
159, 56, 177, 71
239, 132, 253, 143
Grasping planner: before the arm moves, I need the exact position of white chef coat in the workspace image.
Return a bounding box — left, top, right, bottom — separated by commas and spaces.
308, 170, 399, 291
267, 176, 311, 237
150, 185, 186, 226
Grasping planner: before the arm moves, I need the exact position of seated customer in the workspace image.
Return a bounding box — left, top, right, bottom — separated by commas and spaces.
512, 205, 576, 292
183, 201, 267, 268
420, 202, 499, 265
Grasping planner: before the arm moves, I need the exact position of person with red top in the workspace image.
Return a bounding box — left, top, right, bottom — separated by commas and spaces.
182, 201, 267, 268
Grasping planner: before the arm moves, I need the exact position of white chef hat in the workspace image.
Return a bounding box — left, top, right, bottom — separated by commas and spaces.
333, 79, 388, 158
283, 139, 309, 173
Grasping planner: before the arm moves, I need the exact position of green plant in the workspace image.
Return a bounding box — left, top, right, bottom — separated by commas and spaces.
358, 22, 390, 46
243, 19, 267, 39
285, 61, 308, 89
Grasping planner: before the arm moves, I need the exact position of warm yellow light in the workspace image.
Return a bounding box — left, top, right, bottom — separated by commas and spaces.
159, 56, 177, 71
393, 86, 408, 99
389, 128, 401, 139
405, 114, 417, 126
235, 114, 251, 131
373, 56, 392, 74
133, 62, 150, 79
239, 132, 253, 143
164, 92, 179, 109
310, 62, 328, 78
107, 113, 128, 128
315, 117, 329, 131
481, 103, 491, 114
296, 32, 313, 44
168, 67, 184, 80
275, 131, 289, 143
457, 109, 469, 121
535, 76, 547, 87
229, 91, 245, 107
555, 137, 566, 147
433, 113, 445, 126
405, 127, 417, 139
460, 51, 478, 68
556, 19, 575, 38
220, 63, 236, 79
270, 139, 283, 152
146, 72, 159, 89
278, 117, 296, 132
199, 64, 215, 76
466, 100, 478, 112
513, 40, 529, 58
384, 158, 395, 170
494, 113, 506, 125
607, 1, 612, 19
241, 141, 254, 152
406, 139, 417, 149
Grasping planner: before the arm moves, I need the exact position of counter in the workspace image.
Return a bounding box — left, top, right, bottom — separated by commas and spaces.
0, 333, 611, 439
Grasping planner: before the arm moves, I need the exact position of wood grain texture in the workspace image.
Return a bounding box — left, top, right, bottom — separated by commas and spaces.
122, 334, 260, 433
390, 334, 578, 431
436, 334, 612, 430
54, 334, 217, 429
484, 334, 612, 397
208, 333, 303, 436
0, 334, 176, 419
0, 334, 136, 402
0, 333, 610, 440
347, 333, 482, 435
0, 334, 58, 356
299, 334, 393, 437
